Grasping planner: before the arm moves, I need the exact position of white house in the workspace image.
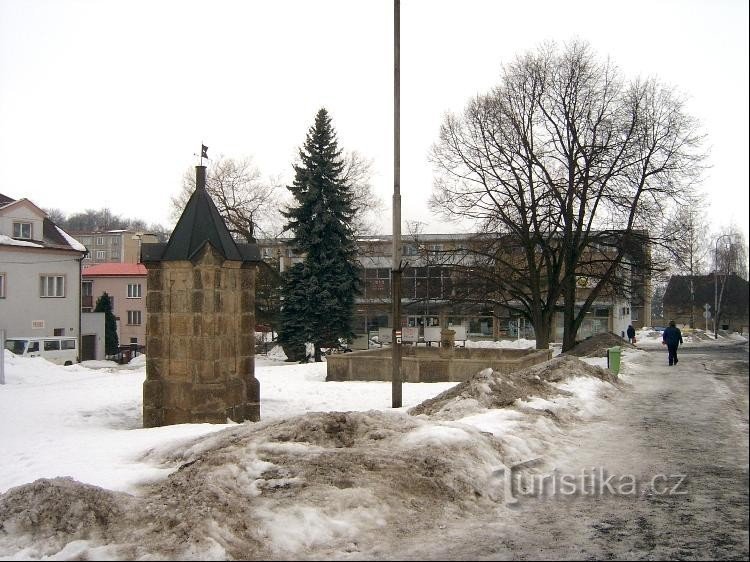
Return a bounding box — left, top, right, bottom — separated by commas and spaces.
0, 193, 87, 347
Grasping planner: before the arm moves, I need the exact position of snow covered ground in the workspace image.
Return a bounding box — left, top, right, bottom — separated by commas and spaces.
0, 328, 743, 560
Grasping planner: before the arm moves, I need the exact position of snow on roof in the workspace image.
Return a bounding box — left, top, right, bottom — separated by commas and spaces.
55, 226, 87, 252
0, 234, 44, 248
82, 263, 147, 276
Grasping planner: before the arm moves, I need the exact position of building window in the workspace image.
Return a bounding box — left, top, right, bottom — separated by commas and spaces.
13, 222, 32, 239
81, 281, 93, 311
130, 337, 138, 344
96, 237, 104, 246
403, 244, 417, 256
54, 328, 65, 336
95, 250, 106, 260
127, 283, 142, 298
40, 275, 65, 297
127, 310, 142, 325
0, 273, 5, 298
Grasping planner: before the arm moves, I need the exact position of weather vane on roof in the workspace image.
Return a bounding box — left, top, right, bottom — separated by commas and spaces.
194, 143, 208, 166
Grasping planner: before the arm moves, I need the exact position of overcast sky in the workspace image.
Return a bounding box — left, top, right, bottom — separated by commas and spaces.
1, 0, 747, 244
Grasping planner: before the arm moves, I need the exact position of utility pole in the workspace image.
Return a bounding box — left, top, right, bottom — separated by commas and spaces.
391, 0, 402, 408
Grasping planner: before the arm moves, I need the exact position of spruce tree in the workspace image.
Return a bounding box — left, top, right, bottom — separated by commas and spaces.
277, 263, 312, 362
279, 108, 360, 362
94, 292, 119, 356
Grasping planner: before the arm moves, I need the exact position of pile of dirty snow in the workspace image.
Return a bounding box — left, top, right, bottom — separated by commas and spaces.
565, 332, 634, 357
409, 355, 617, 420
0, 411, 508, 560
0, 348, 624, 560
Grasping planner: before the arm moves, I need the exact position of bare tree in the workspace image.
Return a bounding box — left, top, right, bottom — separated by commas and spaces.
171, 156, 283, 242
714, 225, 748, 279
712, 226, 748, 332
47, 207, 168, 240
43, 208, 68, 227
172, 152, 379, 243
341, 150, 383, 237
663, 196, 709, 326
431, 41, 706, 350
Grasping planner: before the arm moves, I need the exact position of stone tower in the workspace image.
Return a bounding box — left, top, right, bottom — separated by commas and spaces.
140, 165, 261, 427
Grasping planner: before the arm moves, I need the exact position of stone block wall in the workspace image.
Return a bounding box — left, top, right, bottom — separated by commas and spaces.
326, 347, 553, 383
143, 243, 259, 427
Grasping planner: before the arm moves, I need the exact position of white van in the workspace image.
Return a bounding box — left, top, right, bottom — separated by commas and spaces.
4, 336, 78, 366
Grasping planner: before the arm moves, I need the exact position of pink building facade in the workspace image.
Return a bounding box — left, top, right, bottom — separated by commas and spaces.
82, 263, 147, 349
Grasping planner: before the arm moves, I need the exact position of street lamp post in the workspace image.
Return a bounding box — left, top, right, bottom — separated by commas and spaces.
391, 0, 402, 408
713, 234, 734, 339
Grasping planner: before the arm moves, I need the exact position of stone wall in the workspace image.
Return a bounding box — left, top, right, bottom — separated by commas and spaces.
326, 346, 553, 383
143, 243, 259, 427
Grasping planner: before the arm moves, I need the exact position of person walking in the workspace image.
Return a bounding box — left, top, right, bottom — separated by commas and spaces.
662, 320, 684, 366
626, 324, 636, 344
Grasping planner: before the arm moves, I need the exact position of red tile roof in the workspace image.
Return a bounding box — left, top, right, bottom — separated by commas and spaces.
82, 263, 147, 276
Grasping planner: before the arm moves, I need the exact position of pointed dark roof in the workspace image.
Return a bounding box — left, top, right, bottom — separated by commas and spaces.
140, 166, 260, 263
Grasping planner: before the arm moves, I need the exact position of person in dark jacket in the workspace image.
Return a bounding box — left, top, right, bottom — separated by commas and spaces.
626, 324, 636, 344
662, 320, 684, 366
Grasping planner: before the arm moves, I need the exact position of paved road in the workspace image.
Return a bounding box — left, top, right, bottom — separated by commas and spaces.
393, 341, 750, 560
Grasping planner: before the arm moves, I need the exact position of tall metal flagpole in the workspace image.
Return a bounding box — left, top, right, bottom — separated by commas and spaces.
391, 0, 402, 408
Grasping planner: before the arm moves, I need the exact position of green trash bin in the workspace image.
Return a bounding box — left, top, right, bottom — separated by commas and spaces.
607, 346, 621, 374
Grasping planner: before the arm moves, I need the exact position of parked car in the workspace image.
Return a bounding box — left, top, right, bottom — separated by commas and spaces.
3, 336, 78, 366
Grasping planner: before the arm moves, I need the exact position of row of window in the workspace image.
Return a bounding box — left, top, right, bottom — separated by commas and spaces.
78, 236, 120, 247
362, 267, 451, 280
82, 282, 142, 298
0, 275, 66, 298
360, 277, 456, 301
259, 243, 445, 260
83, 250, 120, 260
0, 275, 142, 301
403, 244, 442, 256
0, 274, 68, 298
19, 339, 77, 353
